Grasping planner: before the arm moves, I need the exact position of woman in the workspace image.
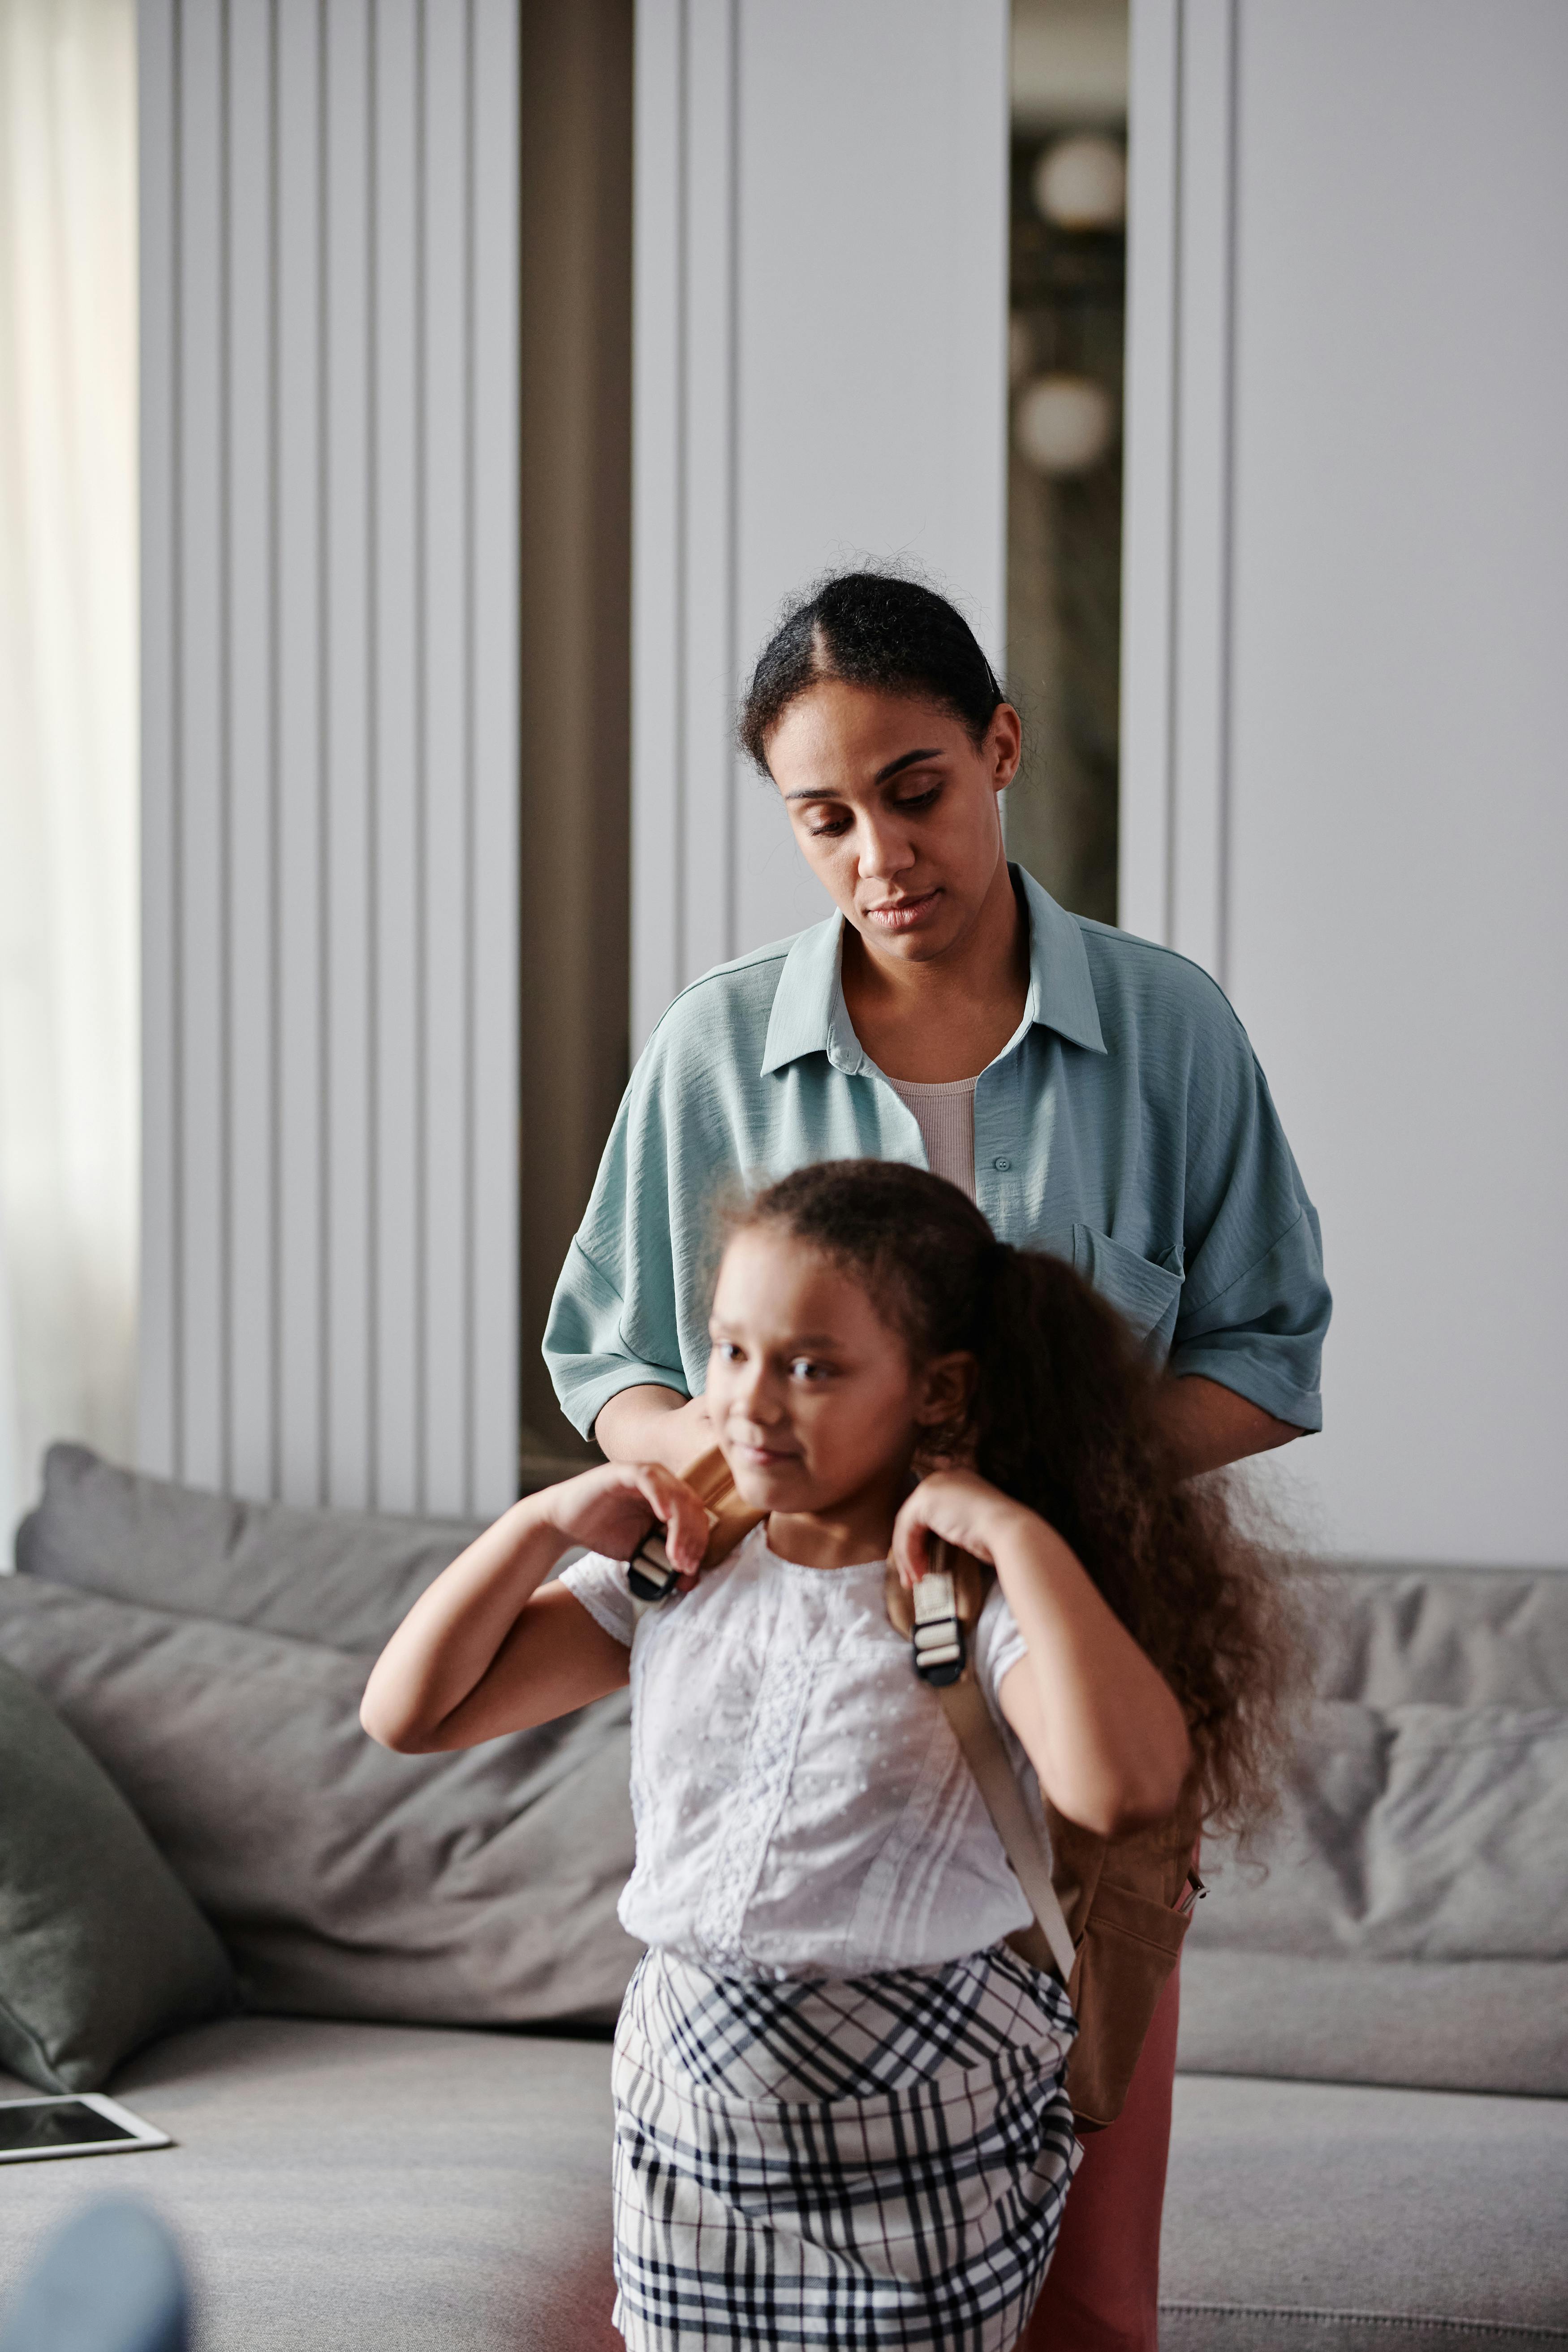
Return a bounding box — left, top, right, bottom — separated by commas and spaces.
544, 569, 1330, 2352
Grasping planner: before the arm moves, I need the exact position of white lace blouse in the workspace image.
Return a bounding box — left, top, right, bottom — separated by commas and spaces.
559, 1523, 1042, 1977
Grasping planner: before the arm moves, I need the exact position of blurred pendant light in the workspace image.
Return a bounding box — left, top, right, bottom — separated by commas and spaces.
1032, 133, 1127, 232
1014, 372, 1115, 477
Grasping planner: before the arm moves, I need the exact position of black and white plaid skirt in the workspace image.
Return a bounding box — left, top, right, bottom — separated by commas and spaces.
611, 1944, 1079, 2350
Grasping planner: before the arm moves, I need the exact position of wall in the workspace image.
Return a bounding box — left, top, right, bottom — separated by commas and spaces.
1122, 0, 1568, 1564
138, 0, 519, 1518
631, 0, 1011, 1050
138, 0, 1012, 1498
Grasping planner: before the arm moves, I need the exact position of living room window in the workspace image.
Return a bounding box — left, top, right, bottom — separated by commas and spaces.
0, 0, 139, 1544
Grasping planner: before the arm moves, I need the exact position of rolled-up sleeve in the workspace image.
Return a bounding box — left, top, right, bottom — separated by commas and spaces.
543, 1067, 690, 1439
1171, 1203, 1329, 1429
1166, 1009, 1331, 1431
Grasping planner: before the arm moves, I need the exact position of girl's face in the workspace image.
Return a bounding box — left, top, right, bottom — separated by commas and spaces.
765, 680, 1021, 964
705, 1226, 969, 1527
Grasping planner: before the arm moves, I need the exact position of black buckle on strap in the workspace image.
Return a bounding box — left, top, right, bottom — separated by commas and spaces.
625, 1531, 680, 1605
911, 1567, 966, 1687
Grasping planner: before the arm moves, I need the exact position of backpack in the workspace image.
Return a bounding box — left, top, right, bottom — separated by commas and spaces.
674, 1448, 1203, 2133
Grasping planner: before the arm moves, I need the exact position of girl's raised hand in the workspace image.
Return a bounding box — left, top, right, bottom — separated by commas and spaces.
542, 1460, 711, 1586
890, 1468, 1030, 1588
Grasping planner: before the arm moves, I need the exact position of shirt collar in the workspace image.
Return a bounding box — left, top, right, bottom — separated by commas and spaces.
760, 914, 859, 1074
1015, 866, 1106, 1054
759, 864, 1106, 1075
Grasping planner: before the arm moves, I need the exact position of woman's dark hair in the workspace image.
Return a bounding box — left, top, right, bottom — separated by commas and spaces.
729, 1160, 1309, 1841
738, 569, 1006, 774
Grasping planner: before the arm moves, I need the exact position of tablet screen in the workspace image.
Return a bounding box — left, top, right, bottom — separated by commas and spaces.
0, 2101, 137, 2154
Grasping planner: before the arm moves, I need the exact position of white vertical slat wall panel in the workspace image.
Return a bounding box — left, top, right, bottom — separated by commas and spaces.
138, 0, 519, 1519
174, 0, 228, 1486
421, 0, 473, 1513
632, 0, 1011, 1052
1116, 0, 1179, 953
371, 0, 421, 1515
323, 0, 375, 1508
1164, 0, 1236, 980
677, 0, 740, 988
629, 0, 686, 1028
468, 0, 522, 1512
224, 0, 276, 1502
276, 0, 327, 1505
1119, 0, 1240, 982
138, 0, 180, 1482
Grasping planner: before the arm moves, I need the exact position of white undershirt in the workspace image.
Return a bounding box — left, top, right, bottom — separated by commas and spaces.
883, 1073, 980, 1201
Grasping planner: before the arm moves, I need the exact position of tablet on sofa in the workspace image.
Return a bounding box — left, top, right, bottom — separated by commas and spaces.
0, 2093, 171, 2163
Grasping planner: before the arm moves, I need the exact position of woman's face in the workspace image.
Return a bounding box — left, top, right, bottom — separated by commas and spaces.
705, 1226, 968, 1523
765, 680, 1022, 963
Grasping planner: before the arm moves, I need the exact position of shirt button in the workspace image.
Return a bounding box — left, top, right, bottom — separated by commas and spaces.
993, 1157, 1012, 1172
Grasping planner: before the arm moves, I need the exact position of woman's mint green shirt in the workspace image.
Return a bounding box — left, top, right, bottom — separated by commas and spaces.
545, 869, 1329, 1437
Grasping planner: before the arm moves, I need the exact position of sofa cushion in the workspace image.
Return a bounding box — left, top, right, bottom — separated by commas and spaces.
1178, 1951, 1568, 2096
1186, 1564, 1568, 2095
14, 1442, 482, 1652
1160, 2072, 1568, 2350
0, 2017, 619, 2352
0, 1578, 640, 2030
1314, 1562, 1568, 1711
1197, 1698, 1568, 1962
0, 1657, 234, 2093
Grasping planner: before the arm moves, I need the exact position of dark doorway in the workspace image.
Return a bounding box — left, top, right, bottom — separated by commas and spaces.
517, 0, 634, 1469
1005, 1, 1128, 926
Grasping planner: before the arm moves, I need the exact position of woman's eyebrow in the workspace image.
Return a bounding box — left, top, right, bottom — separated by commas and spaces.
873, 746, 943, 785
781, 747, 943, 800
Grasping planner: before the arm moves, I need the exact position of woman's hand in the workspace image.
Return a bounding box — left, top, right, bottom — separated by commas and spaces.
890, 1467, 1028, 1587
541, 1460, 712, 1588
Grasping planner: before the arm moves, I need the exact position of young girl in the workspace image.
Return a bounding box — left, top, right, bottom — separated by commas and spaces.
362, 1162, 1300, 2352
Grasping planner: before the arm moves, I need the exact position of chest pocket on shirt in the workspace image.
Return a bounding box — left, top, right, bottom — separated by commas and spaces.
1067, 1225, 1183, 1355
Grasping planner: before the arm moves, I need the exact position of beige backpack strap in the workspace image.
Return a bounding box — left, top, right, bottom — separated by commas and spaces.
683, 1445, 767, 1568
881, 1535, 1201, 2133
936, 1677, 1078, 1985
885, 1548, 1079, 1987
626, 1445, 767, 1599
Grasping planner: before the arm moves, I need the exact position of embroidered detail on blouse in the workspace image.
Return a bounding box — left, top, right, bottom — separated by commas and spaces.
557, 1527, 1040, 1975
694, 1649, 815, 1964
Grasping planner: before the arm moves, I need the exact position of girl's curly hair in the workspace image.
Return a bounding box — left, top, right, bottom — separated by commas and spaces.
733, 1159, 1310, 1840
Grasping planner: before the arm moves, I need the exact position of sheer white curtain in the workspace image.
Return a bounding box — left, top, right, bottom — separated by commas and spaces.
0, 0, 138, 1549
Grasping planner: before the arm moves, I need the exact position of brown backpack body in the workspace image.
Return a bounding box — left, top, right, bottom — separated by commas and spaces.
674, 1450, 1201, 2132
1043, 1804, 1199, 2130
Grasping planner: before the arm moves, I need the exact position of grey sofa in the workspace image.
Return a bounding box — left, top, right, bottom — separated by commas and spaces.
1165, 1561, 1568, 2350
2, 1452, 1565, 2350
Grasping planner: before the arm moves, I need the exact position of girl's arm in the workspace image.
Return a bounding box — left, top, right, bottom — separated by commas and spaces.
890, 1470, 1192, 1840
360, 1462, 711, 1754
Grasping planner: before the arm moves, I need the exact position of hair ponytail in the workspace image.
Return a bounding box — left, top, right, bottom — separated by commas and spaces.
732, 1161, 1307, 1841
970, 1241, 1163, 1587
